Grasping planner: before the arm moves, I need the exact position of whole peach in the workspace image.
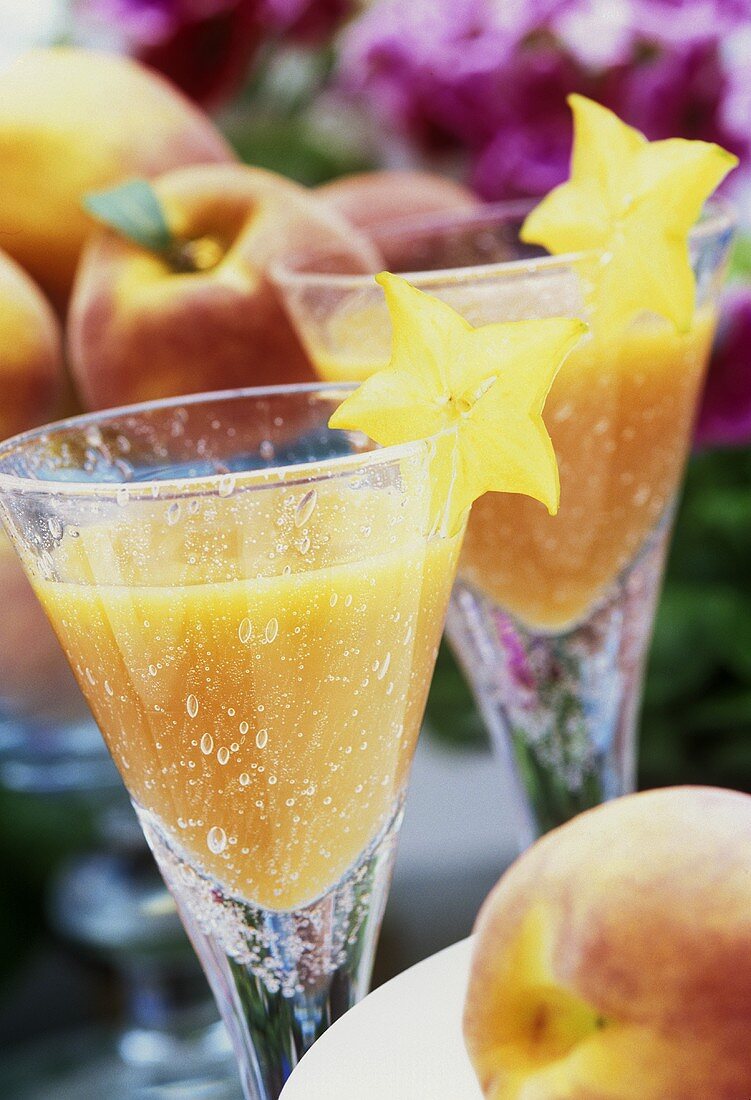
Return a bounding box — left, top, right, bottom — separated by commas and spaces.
464, 786, 751, 1100
0, 47, 234, 308
68, 164, 382, 409
316, 170, 479, 233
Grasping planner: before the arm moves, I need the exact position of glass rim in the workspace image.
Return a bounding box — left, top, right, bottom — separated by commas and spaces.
268, 195, 736, 292
0, 381, 433, 501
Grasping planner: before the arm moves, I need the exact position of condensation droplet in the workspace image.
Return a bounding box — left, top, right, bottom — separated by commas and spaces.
259, 439, 274, 461
268, 775, 277, 785
200, 733, 213, 755
217, 746, 230, 765
239, 772, 250, 786
85, 667, 96, 686
256, 729, 268, 749
47, 516, 63, 541
329, 592, 338, 607
167, 501, 181, 526
207, 826, 226, 855
299, 534, 311, 555
377, 651, 391, 680
116, 485, 130, 507
238, 618, 252, 644
187, 694, 199, 718
239, 721, 249, 736
104, 680, 113, 697
218, 473, 236, 497
265, 618, 278, 644
295, 488, 317, 528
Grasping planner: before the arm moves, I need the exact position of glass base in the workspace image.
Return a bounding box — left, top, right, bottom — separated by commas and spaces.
136, 799, 405, 1100
446, 517, 672, 840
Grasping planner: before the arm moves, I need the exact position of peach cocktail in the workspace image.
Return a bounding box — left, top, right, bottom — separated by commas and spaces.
272, 204, 734, 839
0, 385, 460, 1099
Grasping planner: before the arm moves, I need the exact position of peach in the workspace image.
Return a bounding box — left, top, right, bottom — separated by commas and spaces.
464, 786, 751, 1099
0, 47, 234, 308
0, 248, 66, 440
316, 169, 479, 233
67, 164, 382, 409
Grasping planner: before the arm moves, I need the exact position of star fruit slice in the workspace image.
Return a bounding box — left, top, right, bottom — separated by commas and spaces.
329, 273, 586, 536
521, 94, 737, 333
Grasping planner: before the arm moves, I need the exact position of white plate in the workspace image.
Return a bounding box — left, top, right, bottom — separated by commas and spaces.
281, 938, 482, 1099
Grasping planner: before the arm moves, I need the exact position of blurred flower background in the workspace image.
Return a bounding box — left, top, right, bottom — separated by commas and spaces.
1, 0, 751, 1059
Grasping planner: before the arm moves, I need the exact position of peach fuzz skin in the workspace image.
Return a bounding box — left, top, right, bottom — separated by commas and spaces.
463, 786, 751, 1100
0, 247, 66, 440
0, 47, 234, 309
316, 169, 478, 233
67, 164, 383, 409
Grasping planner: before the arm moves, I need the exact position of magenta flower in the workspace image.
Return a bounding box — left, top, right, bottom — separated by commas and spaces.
339, 0, 751, 201
72, 0, 353, 105
73, 0, 264, 106
695, 286, 751, 450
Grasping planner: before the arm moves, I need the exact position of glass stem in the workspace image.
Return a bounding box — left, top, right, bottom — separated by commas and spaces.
446, 518, 672, 841
138, 800, 403, 1100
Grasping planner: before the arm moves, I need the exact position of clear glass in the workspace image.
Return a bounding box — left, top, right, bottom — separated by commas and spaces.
0, 383, 462, 1099
271, 201, 735, 842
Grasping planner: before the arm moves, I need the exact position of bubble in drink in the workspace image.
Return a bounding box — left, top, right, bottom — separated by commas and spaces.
187, 693, 199, 718
207, 826, 227, 855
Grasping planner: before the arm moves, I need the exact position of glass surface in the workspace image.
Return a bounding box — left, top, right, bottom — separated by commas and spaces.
271, 201, 735, 840
0, 384, 462, 1099
0, 523, 114, 791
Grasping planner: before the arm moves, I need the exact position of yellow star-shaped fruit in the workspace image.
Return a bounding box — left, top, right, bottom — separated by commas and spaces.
521, 94, 737, 333
329, 273, 586, 536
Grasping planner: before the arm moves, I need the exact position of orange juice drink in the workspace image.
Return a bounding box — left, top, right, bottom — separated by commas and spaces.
36, 490, 460, 910
459, 312, 715, 630
306, 296, 715, 631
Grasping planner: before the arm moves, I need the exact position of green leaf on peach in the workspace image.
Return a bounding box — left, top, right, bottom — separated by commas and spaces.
83, 179, 174, 253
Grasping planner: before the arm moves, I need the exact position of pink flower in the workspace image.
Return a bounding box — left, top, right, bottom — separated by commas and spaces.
340, 0, 751, 201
